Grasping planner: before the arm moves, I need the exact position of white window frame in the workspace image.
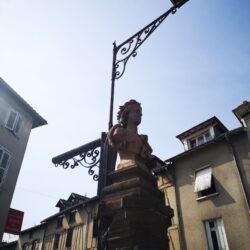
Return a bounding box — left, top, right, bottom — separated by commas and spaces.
189, 129, 214, 149
204, 218, 229, 250
5, 109, 22, 135
0, 146, 12, 187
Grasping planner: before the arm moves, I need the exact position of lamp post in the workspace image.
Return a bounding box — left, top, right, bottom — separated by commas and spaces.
108, 0, 189, 130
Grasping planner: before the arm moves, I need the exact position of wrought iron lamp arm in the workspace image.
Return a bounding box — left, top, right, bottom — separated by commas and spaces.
108, 1, 189, 129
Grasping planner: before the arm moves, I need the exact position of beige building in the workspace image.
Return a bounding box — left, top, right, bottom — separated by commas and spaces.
5, 99, 250, 250
0, 78, 47, 241
156, 101, 250, 250
17, 224, 45, 250
18, 193, 99, 250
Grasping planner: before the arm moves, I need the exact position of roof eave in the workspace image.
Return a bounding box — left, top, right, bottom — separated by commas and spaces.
0, 78, 47, 129
176, 116, 228, 140
165, 127, 244, 163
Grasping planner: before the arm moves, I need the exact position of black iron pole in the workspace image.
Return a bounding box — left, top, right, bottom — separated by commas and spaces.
108, 42, 118, 130
107, 0, 189, 130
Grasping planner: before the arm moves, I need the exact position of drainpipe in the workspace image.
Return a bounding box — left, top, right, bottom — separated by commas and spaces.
225, 133, 250, 212
171, 164, 187, 250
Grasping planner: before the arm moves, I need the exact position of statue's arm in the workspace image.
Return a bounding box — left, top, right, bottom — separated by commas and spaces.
108, 126, 127, 151
112, 127, 126, 145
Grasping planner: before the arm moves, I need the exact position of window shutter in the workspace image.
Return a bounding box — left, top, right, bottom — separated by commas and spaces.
194, 167, 212, 192
14, 116, 22, 134
0, 149, 11, 186
0, 149, 3, 161
6, 111, 17, 130
0, 169, 4, 184
1, 153, 9, 169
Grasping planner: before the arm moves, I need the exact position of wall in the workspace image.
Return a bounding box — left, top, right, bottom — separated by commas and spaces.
173, 136, 250, 250
0, 91, 33, 241
231, 131, 250, 209
157, 175, 181, 250
18, 226, 45, 250
42, 201, 98, 250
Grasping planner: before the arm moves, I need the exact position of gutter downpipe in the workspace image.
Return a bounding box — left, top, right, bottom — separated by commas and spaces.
225, 133, 250, 212
171, 163, 187, 250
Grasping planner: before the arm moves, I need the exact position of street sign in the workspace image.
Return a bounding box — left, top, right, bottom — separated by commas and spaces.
4, 208, 24, 235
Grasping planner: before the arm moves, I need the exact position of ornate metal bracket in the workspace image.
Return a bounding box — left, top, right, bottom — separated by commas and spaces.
113, 6, 176, 80
52, 139, 102, 181
108, 0, 189, 129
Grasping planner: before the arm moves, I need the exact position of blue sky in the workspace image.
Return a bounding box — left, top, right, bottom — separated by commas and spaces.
0, 0, 249, 236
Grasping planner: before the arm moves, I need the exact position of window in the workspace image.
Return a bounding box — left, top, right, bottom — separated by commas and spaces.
31, 240, 40, 250
204, 218, 229, 250
189, 130, 213, 149
205, 131, 212, 141
65, 228, 73, 248
194, 166, 217, 198
0, 147, 11, 186
56, 216, 63, 228
22, 243, 30, 250
53, 234, 60, 250
93, 218, 99, 238
69, 210, 76, 224
5, 110, 22, 135
190, 139, 196, 148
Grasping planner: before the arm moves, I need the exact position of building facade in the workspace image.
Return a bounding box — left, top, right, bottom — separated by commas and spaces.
18, 193, 98, 250
0, 78, 47, 241
4, 99, 250, 250
156, 101, 250, 250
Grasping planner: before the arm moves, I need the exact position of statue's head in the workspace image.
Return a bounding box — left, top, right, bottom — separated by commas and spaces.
117, 99, 142, 127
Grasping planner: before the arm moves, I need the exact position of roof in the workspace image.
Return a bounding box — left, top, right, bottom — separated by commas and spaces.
55, 199, 71, 208
176, 116, 228, 140
56, 193, 89, 208
0, 78, 47, 129
233, 100, 250, 125
165, 127, 244, 163
41, 196, 99, 223
20, 223, 46, 234
68, 193, 89, 202
0, 241, 18, 248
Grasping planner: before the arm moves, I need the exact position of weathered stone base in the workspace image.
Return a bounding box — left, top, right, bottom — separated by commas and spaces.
100, 164, 173, 250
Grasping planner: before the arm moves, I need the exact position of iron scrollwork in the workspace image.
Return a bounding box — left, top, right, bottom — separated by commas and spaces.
52, 139, 102, 181
113, 4, 180, 80
108, 1, 189, 129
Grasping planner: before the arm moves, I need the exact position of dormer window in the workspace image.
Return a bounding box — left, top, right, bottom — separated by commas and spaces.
189, 130, 212, 149
176, 117, 228, 152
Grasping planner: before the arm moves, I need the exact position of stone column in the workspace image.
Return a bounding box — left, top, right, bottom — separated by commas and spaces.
100, 164, 173, 250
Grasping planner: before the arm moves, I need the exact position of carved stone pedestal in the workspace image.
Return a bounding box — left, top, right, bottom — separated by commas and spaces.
100, 164, 173, 250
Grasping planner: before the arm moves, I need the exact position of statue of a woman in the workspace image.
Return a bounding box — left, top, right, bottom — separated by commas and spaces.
107, 100, 153, 170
